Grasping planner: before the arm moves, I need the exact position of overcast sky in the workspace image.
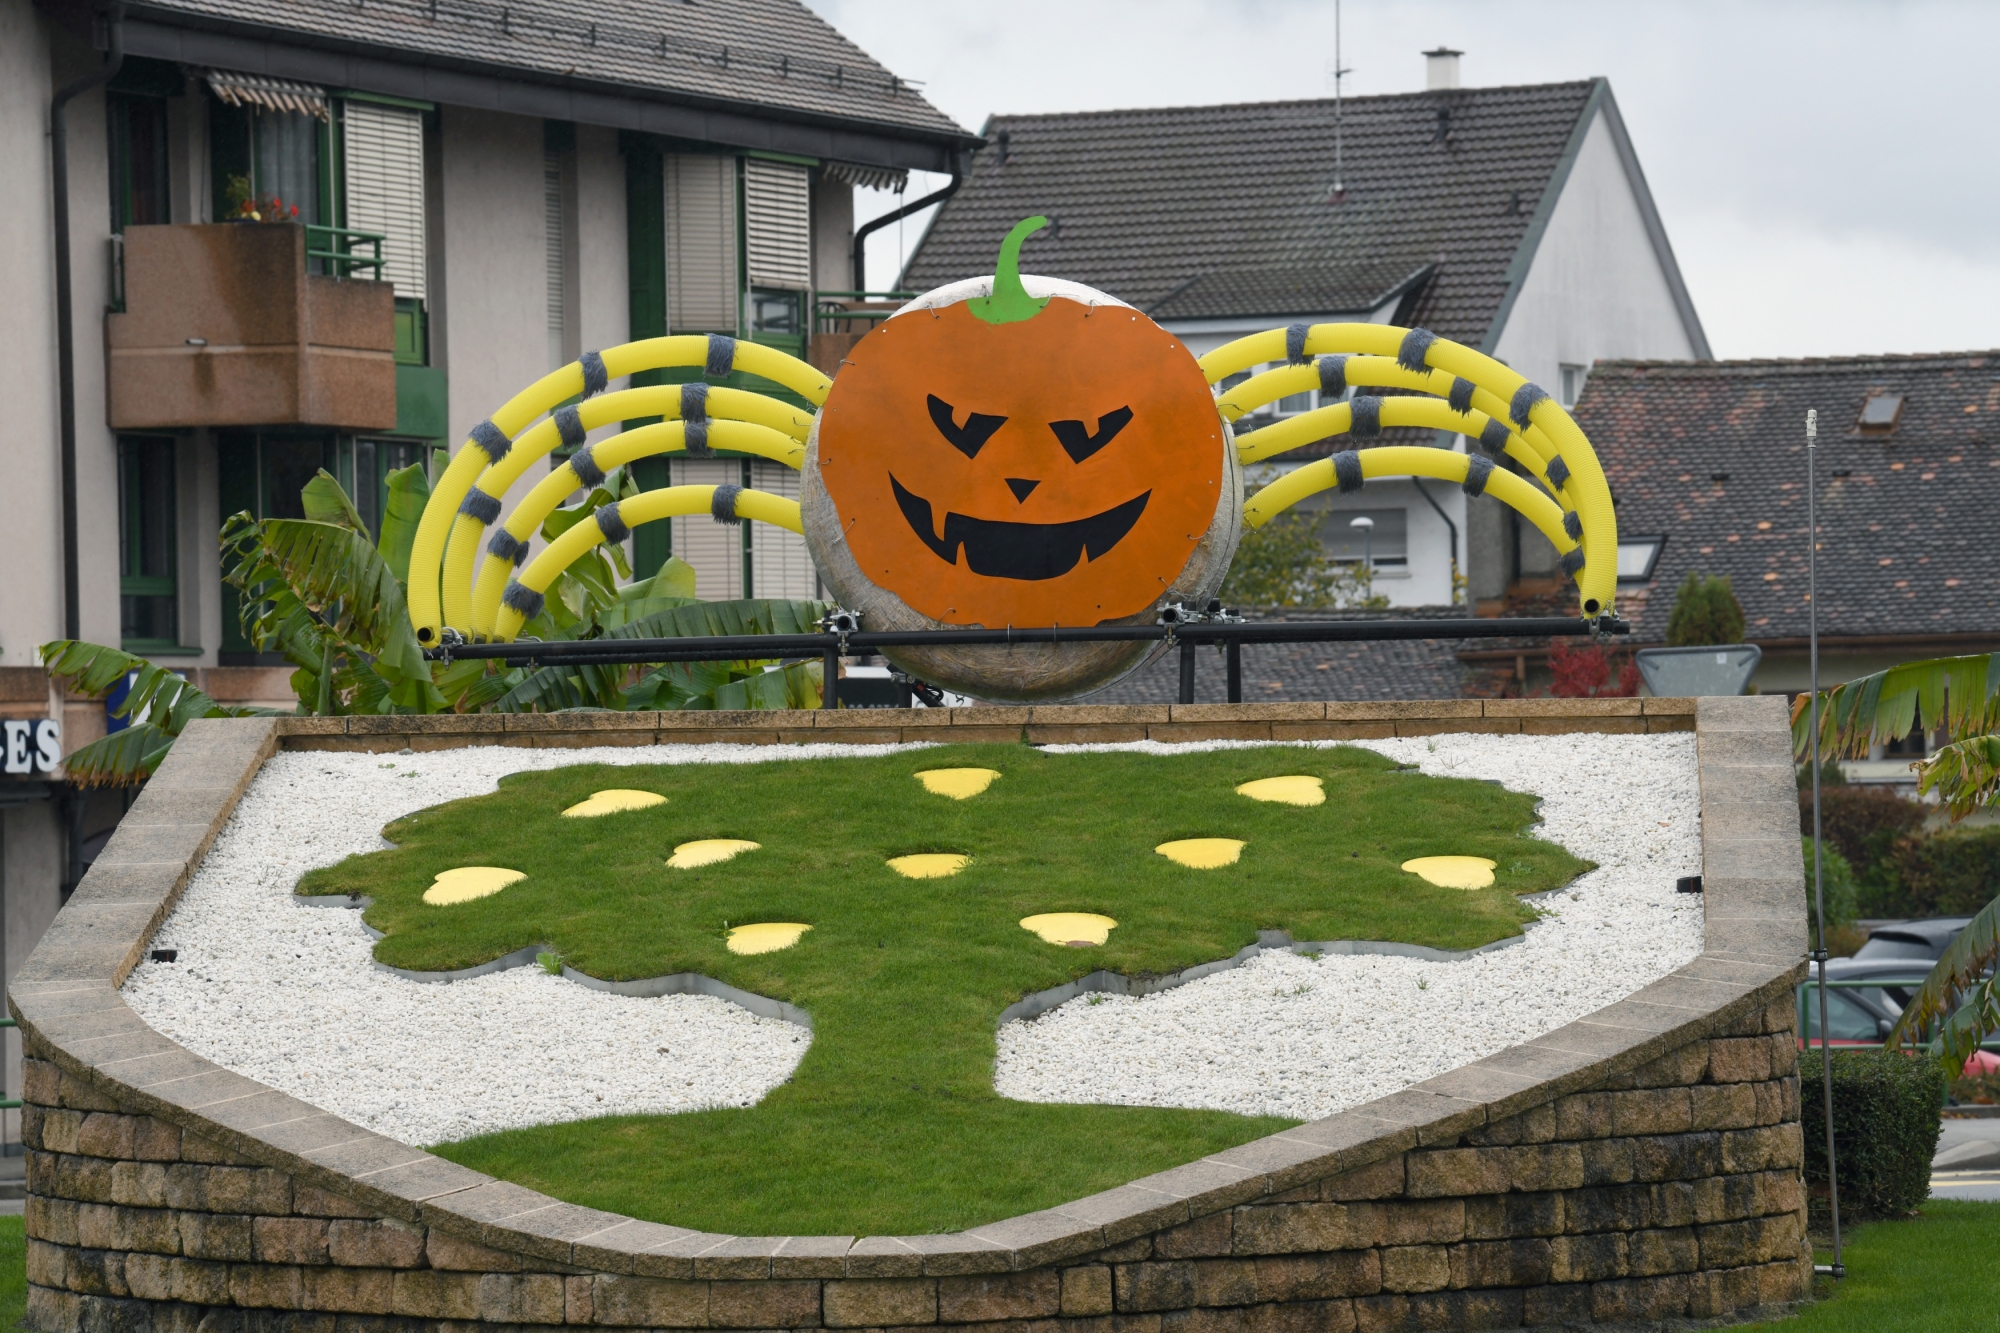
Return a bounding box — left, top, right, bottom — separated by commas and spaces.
809, 0, 1999, 362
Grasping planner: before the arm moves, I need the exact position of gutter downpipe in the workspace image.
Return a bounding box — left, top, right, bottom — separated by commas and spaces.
849, 164, 961, 294
51, 3, 125, 642
1409, 477, 1462, 606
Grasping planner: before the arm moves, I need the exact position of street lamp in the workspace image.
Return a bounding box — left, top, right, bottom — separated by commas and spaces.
1349, 515, 1375, 571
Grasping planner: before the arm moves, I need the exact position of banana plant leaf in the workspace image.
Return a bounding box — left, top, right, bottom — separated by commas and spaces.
377, 461, 431, 583
1887, 891, 2000, 1077
301, 468, 370, 538
1792, 653, 2000, 820
38, 640, 264, 786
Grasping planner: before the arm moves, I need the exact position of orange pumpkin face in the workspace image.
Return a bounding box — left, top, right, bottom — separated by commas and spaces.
815, 298, 1225, 627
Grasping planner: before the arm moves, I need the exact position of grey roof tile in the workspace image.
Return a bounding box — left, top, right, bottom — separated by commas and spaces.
903, 80, 1600, 344
133, 0, 968, 140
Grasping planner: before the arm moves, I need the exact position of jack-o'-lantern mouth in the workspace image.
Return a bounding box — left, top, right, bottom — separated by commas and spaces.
889, 475, 1152, 582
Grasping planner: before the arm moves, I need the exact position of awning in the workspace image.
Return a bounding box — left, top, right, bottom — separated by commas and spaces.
202, 69, 330, 121
821, 160, 909, 193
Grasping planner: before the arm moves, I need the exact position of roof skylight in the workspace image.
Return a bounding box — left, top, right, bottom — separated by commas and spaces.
1858, 392, 1905, 431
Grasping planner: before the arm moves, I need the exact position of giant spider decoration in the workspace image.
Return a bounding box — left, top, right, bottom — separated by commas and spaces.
407, 216, 1613, 700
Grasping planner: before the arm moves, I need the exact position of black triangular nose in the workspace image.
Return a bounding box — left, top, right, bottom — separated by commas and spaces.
1005, 478, 1041, 503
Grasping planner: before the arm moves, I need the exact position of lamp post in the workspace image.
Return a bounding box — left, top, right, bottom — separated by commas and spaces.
1349, 515, 1375, 572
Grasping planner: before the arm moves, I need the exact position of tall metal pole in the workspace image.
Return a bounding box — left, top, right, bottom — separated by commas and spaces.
1331, 0, 1347, 198
1806, 407, 1844, 1277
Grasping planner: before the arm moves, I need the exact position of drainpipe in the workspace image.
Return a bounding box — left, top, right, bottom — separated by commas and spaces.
51, 3, 125, 642
1409, 477, 1462, 605
849, 164, 961, 295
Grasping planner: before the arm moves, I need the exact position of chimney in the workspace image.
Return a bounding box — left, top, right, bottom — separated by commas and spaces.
1424, 47, 1463, 91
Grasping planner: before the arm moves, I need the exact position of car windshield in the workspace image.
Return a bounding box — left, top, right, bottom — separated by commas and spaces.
1801, 988, 1886, 1042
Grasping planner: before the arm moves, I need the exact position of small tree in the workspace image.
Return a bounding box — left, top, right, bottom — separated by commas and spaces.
1664, 571, 1746, 646
1546, 639, 1639, 698
1220, 508, 1386, 610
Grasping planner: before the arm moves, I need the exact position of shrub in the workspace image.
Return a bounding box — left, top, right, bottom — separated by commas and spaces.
1800, 784, 1927, 911
1664, 571, 1745, 647
1890, 827, 2000, 918
1546, 639, 1638, 698
1220, 507, 1385, 609
1801, 837, 1859, 929
1798, 1048, 1944, 1218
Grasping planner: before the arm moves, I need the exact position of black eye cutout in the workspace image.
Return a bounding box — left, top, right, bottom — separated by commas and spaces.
1049, 407, 1133, 465
927, 394, 1008, 460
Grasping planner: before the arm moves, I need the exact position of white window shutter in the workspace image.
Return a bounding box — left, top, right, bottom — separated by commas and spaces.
341, 102, 426, 300
666, 155, 739, 333
743, 159, 811, 291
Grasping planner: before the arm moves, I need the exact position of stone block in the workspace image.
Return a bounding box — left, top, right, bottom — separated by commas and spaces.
1369, 1200, 1460, 1248
107, 1163, 167, 1210
253, 1217, 330, 1265
25, 1239, 69, 1289
177, 1211, 254, 1262
76, 1204, 113, 1250
390, 1270, 482, 1321
1152, 1211, 1232, 1259
23, 1287, 78, 1333
1608, 1089, 1694, 1138
170, 1256, 231, 1306
301, 1266, 395, 1315
1447, 1238, 1551, 1290
1698, 1214, 1802, 1269
23, 1059, 59, 1107
1501, 1144, 1584, 1193
67, 1246, 130, 1298
823, 1277, 936, 1326
73, 1113, 138, 1161
229, 1263, 304, 1309
1561, 1184, 1647, 1235
1250, 1252, 1380, 1302
1320, 1157, 1404, 1202
1552, 1094, 1611, 1141
1520, 1281, 1594, 1327
203, 1165, 294, 1216
27, 1195, 80, 1247
1230, 1203, 1368, 1255
110, 1206, 180, 1256
1548, 1233, 1627, 1284
327, 1219, 427, 1269
1627, 1227, 1698, 1276
424, 1227, 525, 1272
292, 1184, 377, 1219
1115, 1261, 1239, 1313
1589, 1272, 1691, 1323
1461, 1192, 1563, 1241
1467, 1104, 1554, 1148
38, 1110, 85, 1156
56, 1155, 116, 1204
1404, 1149, 1507, 1199
1630, 1132, 1723, 1183
1708, 1037, 1774, 1084
1578, 1138, 1634, 1186
56, 1071, 124, 1114
937, 1270, 1061, 1322
1689, 1083, 1761, 1132
179, 1132, 252, 1165
1719, 1124, 1803, 1175
1376, 1247, 1449, 1294
566, 1274, 594, 1324
1628, 1040, 1710, 1089
121, 1255, 171, 1308
1062, 1266, 1115, 1317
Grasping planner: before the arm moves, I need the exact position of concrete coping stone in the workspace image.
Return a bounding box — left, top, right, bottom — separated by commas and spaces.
11, 698, 1804, 1275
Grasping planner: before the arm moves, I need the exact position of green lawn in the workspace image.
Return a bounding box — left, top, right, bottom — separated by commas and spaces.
1738, 1201, 2000, 1330
304, 742, 1588, 1235
0, 1216, 19, 1330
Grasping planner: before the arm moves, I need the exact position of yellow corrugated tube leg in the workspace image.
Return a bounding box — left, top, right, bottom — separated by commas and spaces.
492, 486, 805, 641
437, 383, 816, 634
410, 333, 827, 643
468, 419, 803, 638
1244, 446, 1576, 562
1199, 324, 1614, 616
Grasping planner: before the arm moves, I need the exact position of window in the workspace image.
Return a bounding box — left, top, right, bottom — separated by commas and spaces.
1559, 363, 1588, 408
666, 154, 740, 333
1319, 507, 1407, 567
1857, 392, 1904, 433
1616, 535, 1665, 582
353, 439, 431, 539
118, 436, 178, 650
343, 99, 431, 363
1229, 363, 1339, 425
107, 93, 170, 232
254, 109, 321, 224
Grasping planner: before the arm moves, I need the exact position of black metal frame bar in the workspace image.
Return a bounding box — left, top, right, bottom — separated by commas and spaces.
425, 616, 1625, 705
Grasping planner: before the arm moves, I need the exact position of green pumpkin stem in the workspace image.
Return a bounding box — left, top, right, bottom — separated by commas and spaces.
968, 215, 1050, 325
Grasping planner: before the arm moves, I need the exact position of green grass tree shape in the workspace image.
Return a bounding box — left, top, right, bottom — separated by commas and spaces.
303, 743, 1590, 1236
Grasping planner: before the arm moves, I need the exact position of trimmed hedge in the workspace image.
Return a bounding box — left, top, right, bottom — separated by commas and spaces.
1799, 1048, 1945, 1218
1890, 826, 2000, 917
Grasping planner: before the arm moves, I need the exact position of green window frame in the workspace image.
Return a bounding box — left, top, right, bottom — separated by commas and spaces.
118, 435, 181, 653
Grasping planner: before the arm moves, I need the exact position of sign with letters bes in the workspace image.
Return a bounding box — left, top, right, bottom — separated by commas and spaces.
2, 719, 62, 775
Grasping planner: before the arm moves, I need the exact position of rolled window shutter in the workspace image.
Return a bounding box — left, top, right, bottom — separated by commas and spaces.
744, 159, 811, 291
545, 147, 565, 369
341, 102, 426, 300
666, 155, 739, 333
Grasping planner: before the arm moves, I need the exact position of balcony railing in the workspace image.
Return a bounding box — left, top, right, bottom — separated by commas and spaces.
305, 224, 387, 280
813, 289, 915, 334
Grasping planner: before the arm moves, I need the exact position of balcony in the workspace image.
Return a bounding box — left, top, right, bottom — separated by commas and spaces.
106, 223, 396, 431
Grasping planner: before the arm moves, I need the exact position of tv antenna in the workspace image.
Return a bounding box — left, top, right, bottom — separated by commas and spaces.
1327, 0, 1351, 202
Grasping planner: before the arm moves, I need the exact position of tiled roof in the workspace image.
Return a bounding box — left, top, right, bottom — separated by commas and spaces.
128, 0, 969, 141
902, 80, 1602, 344
1579, 352, 2000, 644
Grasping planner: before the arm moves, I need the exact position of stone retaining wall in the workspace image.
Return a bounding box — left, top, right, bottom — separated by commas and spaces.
12, 698, 1811, 1333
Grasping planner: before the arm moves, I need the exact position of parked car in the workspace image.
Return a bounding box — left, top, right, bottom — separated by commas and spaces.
1852, 917, 1973, 962
1798, 958, 1932, 1046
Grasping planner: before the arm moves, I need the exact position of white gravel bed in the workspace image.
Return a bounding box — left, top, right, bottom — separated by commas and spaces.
992, 732, 1705, 1121
127, 730, 1701, 1147
124, 743, 920, 1147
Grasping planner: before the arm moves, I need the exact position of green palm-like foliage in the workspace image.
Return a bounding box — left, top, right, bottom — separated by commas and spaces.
1886, 892, 2000, 1078
1798, 651, 2000, 1073
37, 641, 266, 786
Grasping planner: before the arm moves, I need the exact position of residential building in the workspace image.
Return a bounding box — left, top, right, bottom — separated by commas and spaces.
0, 0, 973, 1139
901, 59, 1710, 611
1577, 351, 2000, 718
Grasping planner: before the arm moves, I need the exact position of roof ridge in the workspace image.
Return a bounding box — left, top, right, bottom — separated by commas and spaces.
1593, 351, 2000, 373
980, 78, 1598, 125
